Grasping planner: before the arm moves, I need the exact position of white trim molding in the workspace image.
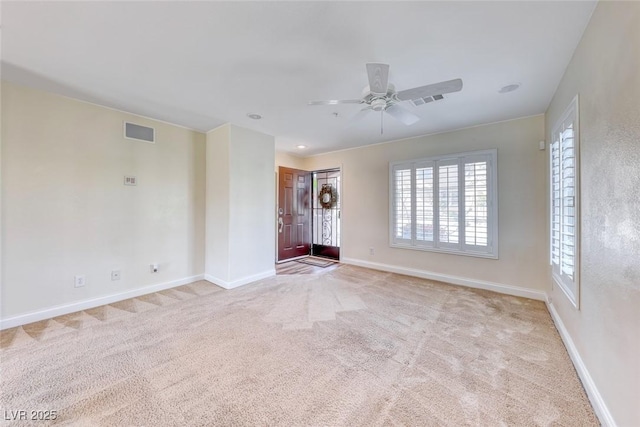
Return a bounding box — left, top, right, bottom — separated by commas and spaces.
0, 274, 205, 330
204, 269, 275, 290
341, 258, 545, 301
546, 299, 616, 427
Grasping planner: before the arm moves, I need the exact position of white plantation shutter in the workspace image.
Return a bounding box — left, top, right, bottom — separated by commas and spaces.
550, 96, 580, 308
561, 126, 576, 279
438, 161, 459, 247
415, 163, 435, 247
463, 158, 490, 249
390, 149, 497, 258
392, 166, 412, 244
551, 141, 561, 266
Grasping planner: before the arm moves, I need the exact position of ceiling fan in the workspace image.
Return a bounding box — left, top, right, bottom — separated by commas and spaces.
309, 63, 463, 133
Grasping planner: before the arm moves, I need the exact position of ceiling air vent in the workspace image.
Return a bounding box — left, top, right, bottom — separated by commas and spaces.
411, 94, 445, 107
124, 122, 155, 143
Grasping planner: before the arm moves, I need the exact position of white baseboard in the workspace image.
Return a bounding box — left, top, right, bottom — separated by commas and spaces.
204, 269, 275, 290
546, 299, 616, 427
341, 258, 546, 301
0, 274, 205, 330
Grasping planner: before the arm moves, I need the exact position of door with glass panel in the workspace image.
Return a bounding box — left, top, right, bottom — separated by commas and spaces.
311, 169, 341, 260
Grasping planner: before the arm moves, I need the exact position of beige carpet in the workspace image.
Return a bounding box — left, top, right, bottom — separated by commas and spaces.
0, 265, 597, 426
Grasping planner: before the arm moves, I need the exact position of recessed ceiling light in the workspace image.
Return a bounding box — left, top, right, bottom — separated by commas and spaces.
499, 83, 521, 94
296, 145, 307, 149
247, 113, 262, 120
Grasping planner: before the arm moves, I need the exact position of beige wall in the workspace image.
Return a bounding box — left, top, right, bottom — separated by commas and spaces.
1, 81, 206, 320
228, 125, 275, 281
205, 124, 275, 286
545, 2, 640, 425
205, 125, 230, 281
275, 151, 307, 171
305, 115, 546, 294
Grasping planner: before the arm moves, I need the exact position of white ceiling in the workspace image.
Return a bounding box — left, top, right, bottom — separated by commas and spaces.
1, 1, 596, 156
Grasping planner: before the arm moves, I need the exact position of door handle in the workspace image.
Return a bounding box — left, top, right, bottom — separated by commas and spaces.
278, 217, 284, 233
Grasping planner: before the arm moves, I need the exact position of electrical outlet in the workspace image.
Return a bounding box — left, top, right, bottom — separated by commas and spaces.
111, 270, 121, 281
74, 275, 86, 288
369, 247, 375, 255
150, 263, 158, 273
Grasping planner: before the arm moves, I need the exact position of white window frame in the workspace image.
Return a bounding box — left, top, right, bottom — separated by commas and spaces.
389, 149, 498, 259
550, 95, 580, 308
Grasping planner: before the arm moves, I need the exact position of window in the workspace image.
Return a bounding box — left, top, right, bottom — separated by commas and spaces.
550, 96, 580, 308
390, 149, 498, 258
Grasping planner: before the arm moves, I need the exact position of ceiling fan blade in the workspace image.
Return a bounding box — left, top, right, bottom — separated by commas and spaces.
385, 103, 420, 126
366, 63, 390, 95
396, 78, 463, 101
349, 107, 372, 125
308, 99, 363, 106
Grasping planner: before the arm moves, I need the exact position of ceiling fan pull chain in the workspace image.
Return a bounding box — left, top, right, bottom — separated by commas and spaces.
381, 109, 384, 134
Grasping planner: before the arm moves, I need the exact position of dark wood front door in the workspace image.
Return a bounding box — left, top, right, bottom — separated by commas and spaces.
277, 167, 311, 262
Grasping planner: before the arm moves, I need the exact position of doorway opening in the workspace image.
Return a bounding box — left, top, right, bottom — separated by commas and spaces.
276, 166, 341, 263
311, 168, 341, 260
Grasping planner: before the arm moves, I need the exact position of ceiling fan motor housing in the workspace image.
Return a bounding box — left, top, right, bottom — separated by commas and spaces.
363, 83, 397, 111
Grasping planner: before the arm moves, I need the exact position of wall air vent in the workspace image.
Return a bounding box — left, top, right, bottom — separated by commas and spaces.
124, 122, 155, 143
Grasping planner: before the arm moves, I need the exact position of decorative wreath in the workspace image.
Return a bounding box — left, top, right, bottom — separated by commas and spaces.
318, 184, 338, 209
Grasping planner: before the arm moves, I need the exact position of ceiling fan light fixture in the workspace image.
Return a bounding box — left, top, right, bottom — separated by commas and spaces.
371, 98, 387, 112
